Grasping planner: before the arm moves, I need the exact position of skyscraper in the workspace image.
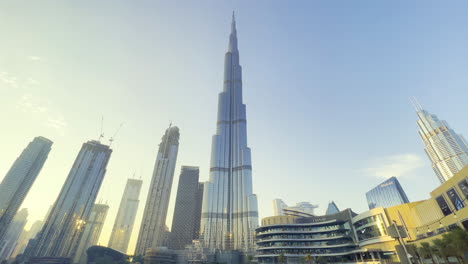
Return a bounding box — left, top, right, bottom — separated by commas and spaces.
366, 177, 410, 209
272, 199, 318, 216
75, 204, 109, 264
200, 14, 259, 252
325, 201, 340, 215
135, 126, 180, 255
33, 140, 112, 259
169, 166, 203, 250
0, 137, 52, 241
416, 106, 468, 183
10, 220, 43, 259
0, 208, 28, 261
108, 178, 142, 253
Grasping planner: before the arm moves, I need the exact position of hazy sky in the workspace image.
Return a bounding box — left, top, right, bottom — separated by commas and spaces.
2, 0, 468, 255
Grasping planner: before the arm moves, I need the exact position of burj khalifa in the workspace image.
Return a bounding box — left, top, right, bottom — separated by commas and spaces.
200, 13, 259, 252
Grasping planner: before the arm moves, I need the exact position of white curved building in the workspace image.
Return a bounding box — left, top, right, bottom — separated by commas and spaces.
200, 13, 258, 252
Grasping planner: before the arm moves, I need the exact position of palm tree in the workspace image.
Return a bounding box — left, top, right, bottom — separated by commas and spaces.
432, 238, 451, 264
407, 244, 422, 264
304, 254, 312, 264
418, 242, 436, 264
131, 254, 144, 264
447, 227, 468, 263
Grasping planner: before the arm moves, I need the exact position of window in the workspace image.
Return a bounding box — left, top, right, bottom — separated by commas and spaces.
446, 188, 464, 210
435, 195, 452, 216
457, 178, 468, 199
461, 220, 468, 229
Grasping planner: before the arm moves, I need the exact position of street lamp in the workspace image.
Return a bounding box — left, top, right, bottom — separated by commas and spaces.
392, 220, 412, 264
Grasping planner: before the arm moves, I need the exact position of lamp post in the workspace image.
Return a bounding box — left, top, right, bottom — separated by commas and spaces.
392, 220, 413, 264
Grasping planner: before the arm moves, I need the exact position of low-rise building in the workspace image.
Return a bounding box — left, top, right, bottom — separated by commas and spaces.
256, 209, 392, 263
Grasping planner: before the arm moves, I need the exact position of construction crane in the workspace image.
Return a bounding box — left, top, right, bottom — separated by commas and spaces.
98, 116, 105, 142
109, 123, 124, 147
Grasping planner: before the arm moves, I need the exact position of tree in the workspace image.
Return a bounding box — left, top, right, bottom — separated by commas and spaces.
316, 256, 327, 264
447, 227, 468, 263
418, 242, 436, 264
407, 244, 422, 263
303, 254, 312, 264
278, 253, 286, 263
132, 254, 144, 264
432, 238, 451, 263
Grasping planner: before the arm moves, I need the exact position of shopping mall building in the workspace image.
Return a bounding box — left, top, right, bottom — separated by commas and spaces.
255, 167, 468, 263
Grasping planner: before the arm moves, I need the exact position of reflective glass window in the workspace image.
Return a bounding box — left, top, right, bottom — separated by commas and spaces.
435, 195, 452, 216
446, 188, 464, 210
457, 178, 468, 199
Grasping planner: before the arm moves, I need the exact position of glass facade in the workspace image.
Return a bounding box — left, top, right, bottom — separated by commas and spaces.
75, 204, 109, 264
108, 178, 142, 254
366, 177, 410, 209
135, 127, 180, 255
0, 137, 52, 241
416, 108, 468, 183
446, 188, 464, 211
435, 195, 452, 216
255, 209, 393, 263
326, 201, 340, 215
169, 166, 203, 250
33, 140, 112, 259
353, 214, 388, 242
457, 178, 468, 198
200, 14, 258, 252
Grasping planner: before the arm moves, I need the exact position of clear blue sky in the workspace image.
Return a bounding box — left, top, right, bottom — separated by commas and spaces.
1, 0, 468, 253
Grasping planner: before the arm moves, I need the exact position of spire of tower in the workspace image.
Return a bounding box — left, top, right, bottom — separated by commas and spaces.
228, 11, 238, 52
231, 11, 236, 33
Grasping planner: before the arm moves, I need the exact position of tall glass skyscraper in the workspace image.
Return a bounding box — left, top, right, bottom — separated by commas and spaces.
75, 204, 109, 264
135, 126, 180, 255
169, 166, 203, 250
0, 137, 52, 241
200, 14, 259, 252
416, 107, 468, 183
32, 140, 112, 259
366, 177, 410, 209
108, 178, 142, 253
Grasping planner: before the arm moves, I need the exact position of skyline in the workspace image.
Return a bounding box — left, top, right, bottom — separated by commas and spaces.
2, 0, 468, 255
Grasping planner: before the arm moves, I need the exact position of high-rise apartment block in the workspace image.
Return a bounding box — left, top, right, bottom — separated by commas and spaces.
0, 137, 52, 241
135, 126, 180, 255
169, 166, 203, 250
108, 178, 142, 253
33, 140, 112, 259
200, 14, 259, 252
